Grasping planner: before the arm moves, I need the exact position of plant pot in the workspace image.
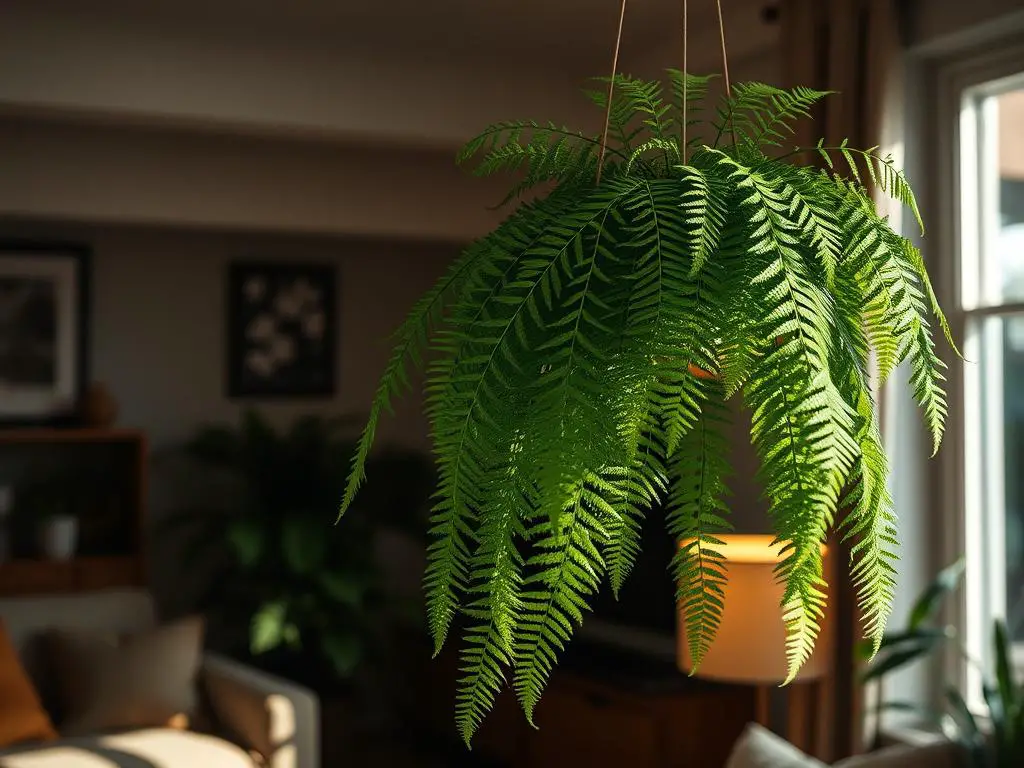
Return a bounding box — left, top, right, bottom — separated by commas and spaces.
687, 336, 790, 381
39, 515, 78, 561
80, 383, 119, 428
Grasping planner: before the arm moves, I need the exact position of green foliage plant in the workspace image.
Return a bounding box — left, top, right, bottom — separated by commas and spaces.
862, 559, 1024, 767
946, 621, 1024, 768
339, 71, 955, 743
859, 559, 965, 748
166, 410, 432, 685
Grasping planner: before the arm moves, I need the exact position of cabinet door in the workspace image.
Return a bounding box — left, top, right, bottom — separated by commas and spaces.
525, 684, 661, 768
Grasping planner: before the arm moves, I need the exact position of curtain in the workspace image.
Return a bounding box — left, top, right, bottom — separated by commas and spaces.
778, 0, 906, 761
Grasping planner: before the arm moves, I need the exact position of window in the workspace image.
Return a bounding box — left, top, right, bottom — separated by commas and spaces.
957, 72, 1024, 696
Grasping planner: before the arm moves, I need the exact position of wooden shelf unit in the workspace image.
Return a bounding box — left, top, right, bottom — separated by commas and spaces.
0, 428, 147, 596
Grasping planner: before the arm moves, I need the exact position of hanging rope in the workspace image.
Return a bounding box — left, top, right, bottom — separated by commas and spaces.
597, 0, 628, 184
682, 0, 689, 163
715, 0, 732, 97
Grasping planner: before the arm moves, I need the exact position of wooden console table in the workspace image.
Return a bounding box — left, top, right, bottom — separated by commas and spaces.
418, 640, 756, 768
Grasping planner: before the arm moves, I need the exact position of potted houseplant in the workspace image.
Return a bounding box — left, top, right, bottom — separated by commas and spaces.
861, 559, 1024, 767
164, 410, 434, 693
859, 559, 965, 749
339, 72, 955, 742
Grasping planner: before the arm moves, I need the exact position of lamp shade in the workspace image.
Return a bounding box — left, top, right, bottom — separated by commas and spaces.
677, 535, 833, 684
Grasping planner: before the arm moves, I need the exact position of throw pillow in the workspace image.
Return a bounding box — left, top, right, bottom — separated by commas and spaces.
0, 619, 58, 747
46, 615, 205, 736
834, 742, 964, 767
726, 723, 828, 768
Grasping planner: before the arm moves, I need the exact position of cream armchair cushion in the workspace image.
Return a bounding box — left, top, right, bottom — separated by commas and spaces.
0, 728, 254, 768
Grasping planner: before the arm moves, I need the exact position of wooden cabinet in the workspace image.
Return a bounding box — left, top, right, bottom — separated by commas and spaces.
529, 682, 662, 768
0, 429, 147, 596
418, 641, 756, 768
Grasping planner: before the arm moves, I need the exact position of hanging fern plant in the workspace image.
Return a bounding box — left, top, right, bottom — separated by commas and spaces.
338, 71, 953, 743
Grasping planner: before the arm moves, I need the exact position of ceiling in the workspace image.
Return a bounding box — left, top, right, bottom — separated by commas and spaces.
0, 0, 781, 159
21, 0, 778, 73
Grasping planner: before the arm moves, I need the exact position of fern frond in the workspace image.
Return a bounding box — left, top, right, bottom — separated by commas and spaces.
813, 140, 924, 235
885, 231, 949, 454
457, 121, 608, 204
628, 137, 681, 172
603, 431, 666, 596
679, 165, 728, 278
667, 70, 718, 142
714, 82, 831, 149
515, 474, 610, 722
584, 79, 647, 154
455, 470, 526, 744
840, 399, 898, 656
902, 239, 960, 355
339, 225, 497, 517
907, 317, 949, 455
422, 187, 594, 652
667, 381, 732, 669
640, 170, 728, 433
602, 74, 674, 141
707, 149, 859, 679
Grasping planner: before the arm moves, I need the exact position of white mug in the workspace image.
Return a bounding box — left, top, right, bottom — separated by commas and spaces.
40, 515, 78, 561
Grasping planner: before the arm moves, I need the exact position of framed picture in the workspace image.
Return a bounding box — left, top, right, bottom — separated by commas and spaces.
0, 242, 90, 426
227, 262, 337, 398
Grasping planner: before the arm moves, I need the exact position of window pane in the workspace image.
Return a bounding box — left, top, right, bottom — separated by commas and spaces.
986, 89, 1024, 303
965, 314, 1024, 643
1003, 315, 1024, 639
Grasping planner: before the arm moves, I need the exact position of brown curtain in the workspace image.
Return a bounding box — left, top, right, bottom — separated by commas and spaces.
778, 0, 905, 761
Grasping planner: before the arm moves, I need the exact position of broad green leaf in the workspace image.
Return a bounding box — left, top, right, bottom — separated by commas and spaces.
861, 641, 944, 683
858, 627, 953, 669
250, 600, 288, 654
227, 518, 266, 568
908, 558, 965, 630
282, 622, 302, 650
321, 632, 363, 677
319, 572, 367, 608
282, 515, 329, 575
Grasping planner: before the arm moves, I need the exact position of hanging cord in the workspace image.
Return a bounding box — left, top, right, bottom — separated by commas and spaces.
597, 0, 628, 184
714, 0, 732, 97
681, 0, 688, 163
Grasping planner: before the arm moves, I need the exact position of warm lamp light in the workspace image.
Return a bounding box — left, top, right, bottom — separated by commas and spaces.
677, 535, 834, 685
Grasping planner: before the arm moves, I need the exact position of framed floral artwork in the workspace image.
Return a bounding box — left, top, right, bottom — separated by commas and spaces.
226, 262, 337, 398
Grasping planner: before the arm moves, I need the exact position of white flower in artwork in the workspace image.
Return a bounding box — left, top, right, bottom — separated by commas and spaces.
245, 349, 276, 377
243, 276, 267, 304
274, 287, 303, 320
269, 333, 296, 365
246, 313, 277, 341
302, 311, 325, 340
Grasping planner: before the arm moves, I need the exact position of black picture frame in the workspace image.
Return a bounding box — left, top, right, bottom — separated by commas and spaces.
0, 240, 91, 427
226, 261, 337, 398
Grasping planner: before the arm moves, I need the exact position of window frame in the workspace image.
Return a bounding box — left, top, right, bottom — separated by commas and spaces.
917, 34, 1024, 709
